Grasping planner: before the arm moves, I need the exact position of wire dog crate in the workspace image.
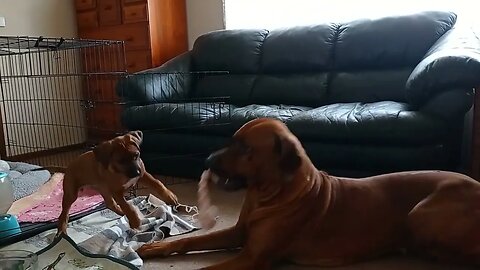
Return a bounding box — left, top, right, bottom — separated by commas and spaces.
0, 36, 231, 172
0, 36, 127, 166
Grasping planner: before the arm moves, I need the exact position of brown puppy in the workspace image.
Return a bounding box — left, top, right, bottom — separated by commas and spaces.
57, 131, 178, 235
137, 118, 480, 269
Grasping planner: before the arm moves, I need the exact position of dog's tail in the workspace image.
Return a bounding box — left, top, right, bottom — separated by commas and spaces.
30, 166, 67, 174
197, 169, 218, 230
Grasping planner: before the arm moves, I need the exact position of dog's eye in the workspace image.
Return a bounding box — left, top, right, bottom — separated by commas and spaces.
134, 152, 140, 160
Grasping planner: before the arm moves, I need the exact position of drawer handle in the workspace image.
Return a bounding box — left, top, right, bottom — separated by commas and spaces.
126, 37, 134, 42
131, 12, 137, 16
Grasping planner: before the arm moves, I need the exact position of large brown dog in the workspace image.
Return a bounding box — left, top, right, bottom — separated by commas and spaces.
56, 131, 178, 235
138, 118, 480, 269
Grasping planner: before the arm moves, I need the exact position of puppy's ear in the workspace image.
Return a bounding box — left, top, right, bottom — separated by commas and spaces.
128, 130, 143, 147
274, 133, 302, 173
93, 140, 113, 168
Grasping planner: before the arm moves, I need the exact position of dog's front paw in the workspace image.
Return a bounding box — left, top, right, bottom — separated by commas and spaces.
137, 241, 176, 258
127, 214, 142, 229
162, 189, 179, 206
57, 221, 68, 236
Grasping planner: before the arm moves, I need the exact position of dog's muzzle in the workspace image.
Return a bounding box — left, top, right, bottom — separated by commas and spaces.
205, 153, 218, 170
205, 152, 229, 179
126, 167, 141, 178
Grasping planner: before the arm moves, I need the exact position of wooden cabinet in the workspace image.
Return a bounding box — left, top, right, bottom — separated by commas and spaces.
73, 0, 188, 140
74, 0, 188, 72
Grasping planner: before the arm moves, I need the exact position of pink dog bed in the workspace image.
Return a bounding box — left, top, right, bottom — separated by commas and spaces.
17, 173, 104, 223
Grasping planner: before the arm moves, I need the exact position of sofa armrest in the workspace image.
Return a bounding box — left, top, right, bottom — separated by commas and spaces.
116, 51, 192, 105
419, 87, 474, 121
405, 26, 480, 106
470, 86, 480, 179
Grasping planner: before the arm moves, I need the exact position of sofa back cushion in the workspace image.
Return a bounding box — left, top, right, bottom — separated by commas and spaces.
250, 25, 333, 107
190, 11, 457, 107
328, 11, 457, 104
190, 30, 265, 105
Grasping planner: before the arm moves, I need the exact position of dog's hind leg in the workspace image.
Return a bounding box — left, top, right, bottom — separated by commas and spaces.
57, 174, 79, 235
407, 182, 480, 266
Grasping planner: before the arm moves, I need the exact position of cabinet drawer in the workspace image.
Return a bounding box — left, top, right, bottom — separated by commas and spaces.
123, 0, 146, 4
82, 23, 150, 51
77, 10, 98, 30
75, 0, 96, 11
123, 3, 148, 23
98, 0, 122, 26
126, 50, 152, 72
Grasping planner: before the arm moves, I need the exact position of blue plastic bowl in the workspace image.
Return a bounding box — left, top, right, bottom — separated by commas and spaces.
0, 214, 21, 239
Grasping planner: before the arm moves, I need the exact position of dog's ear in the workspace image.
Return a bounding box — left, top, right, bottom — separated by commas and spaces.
274, 133, 302, 173
93, 140, 113, 168
128, 130, 143, 147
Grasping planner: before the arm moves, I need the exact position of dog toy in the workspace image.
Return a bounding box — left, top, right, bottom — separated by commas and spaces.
197, 169, 218, 230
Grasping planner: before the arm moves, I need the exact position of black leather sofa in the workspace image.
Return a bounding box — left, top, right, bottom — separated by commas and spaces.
117, 11, 480, 179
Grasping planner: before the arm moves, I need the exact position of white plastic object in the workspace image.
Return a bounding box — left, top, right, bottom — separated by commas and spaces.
0, 172, 14, 214
197, 170, 218, 230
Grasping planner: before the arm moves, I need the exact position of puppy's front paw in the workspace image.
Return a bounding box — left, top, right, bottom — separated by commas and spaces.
57, 221, 68, 236
55, 228, 66, 238
127, 214, 142, 229
137, 241, 176, 258
162, 189, 179, 206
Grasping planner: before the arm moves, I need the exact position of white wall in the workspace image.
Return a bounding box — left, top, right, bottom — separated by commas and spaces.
224, 0, 476, 30
0, 0, 77, 37
186, 0, 225, 49
0, 0, 83, 158
0, 52, 87, 157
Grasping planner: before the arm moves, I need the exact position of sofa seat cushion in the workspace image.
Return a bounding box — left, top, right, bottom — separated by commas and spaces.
121, 101, 446, 144
121, 103, 309, 132
121, 102, 230, 131
227, 104, 310, 128
288, 101, 446, 144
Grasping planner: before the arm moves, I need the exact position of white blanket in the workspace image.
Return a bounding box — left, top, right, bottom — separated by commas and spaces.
1, 195, 200, 269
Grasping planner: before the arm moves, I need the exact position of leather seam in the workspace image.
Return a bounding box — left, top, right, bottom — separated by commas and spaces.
248, 30, 270, 104
325, 23, 342, 103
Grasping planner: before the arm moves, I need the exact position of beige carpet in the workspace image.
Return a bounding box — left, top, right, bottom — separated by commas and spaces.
142, 182, 475, 270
